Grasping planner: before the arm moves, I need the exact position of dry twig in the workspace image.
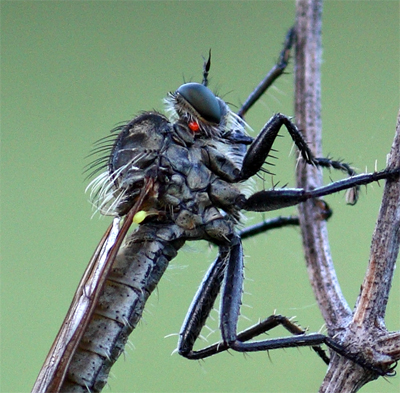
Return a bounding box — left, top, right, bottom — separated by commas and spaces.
294, 0, 400, 391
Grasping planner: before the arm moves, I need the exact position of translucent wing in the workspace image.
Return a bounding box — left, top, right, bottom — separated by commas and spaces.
32, 178, 155, 393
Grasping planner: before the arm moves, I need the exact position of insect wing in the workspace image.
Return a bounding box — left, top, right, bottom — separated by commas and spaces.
31, 218, 124, 392
32, 178, 155, 392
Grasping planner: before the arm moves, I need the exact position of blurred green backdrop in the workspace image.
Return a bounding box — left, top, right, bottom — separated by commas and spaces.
2, 1, 399, 392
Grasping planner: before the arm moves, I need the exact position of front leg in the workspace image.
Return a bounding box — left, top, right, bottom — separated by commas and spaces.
240, 113, 356, 181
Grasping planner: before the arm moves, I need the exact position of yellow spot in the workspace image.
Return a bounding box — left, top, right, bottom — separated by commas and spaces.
133, 210, 147, 224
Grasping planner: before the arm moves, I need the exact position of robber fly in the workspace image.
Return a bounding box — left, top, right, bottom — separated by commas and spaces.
32, 29, 399, 393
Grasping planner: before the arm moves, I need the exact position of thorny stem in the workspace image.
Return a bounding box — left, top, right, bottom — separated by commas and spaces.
294, 0, 400, 392
353, 115, 400, 324
294, 0, 352, 331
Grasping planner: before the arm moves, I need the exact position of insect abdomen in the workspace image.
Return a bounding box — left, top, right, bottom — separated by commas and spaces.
61, 224, 185, 392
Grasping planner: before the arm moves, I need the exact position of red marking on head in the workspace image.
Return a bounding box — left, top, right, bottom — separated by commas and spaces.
188, 121, 200, 132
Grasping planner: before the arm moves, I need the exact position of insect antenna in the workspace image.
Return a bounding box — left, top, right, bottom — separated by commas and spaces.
202, 49, 211, 86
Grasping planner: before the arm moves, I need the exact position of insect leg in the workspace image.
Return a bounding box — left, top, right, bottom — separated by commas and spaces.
240, 201, 332, 239
181, 315, 330, 363
242, 168, 400, 213
239, 216, 299, 240
179, 236, 328, 361
219, 236, 327, 354
179, 217, 320, 358
237, 27, 295, 119
178, 247, 228, 358
239, 113, 355, 181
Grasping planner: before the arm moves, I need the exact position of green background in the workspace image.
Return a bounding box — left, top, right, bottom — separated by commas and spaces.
2, 1, 399, 392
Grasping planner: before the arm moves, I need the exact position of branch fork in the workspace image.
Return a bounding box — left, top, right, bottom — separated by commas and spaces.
294, 0, 400, 391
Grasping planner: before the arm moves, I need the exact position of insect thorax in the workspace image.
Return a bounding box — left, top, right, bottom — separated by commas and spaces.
88, 87, 253, 242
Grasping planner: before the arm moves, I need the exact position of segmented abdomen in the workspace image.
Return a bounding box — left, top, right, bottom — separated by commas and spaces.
60, 223, 185, 392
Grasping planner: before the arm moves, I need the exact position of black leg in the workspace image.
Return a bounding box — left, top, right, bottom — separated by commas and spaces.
178, 246, 228, 358
181, 314, 330, 363
237, 27, 295, 119
242, 168, 400, 212
239, 201, 332, 239
239, 113, 356, 181
179, 218, 304, 358
239, 215, 300, 239
178, 235, 330, 363
219, 237, 327, 354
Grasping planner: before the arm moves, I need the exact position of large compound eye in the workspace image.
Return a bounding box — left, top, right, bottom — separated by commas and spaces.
176, 83, 221, 123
